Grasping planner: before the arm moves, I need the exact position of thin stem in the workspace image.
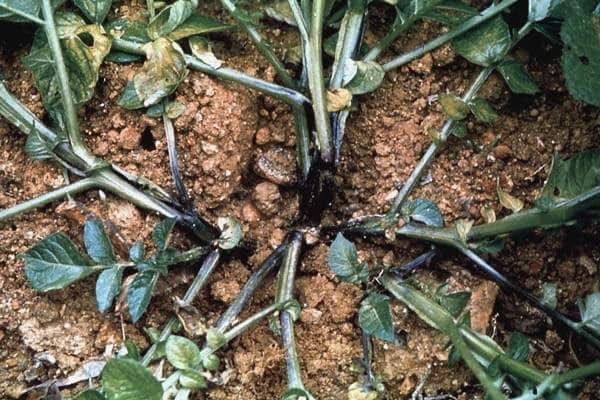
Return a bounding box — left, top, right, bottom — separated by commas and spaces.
219, 0, 299, 90
40, 0, 98, 167
363, 9, 419, 62
386, 66, 493, 220
294, 107, 312, 183
389, 249, 438, 278
383, 0, 520, 72
142, 249, 221, 366
276, 231, 306, 389
111, 39, 309, 108
0, 178, 97, 221
460, 247, 600, 349
214, 242, 287, 331
146, 0, 155, 18
361, 329, 375, 386
0, 4, 45, 25
163, 115, 191, 207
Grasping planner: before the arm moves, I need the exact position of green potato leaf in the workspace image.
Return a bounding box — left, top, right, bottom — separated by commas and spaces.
453, 17, 512, 67
127, 271, 159, 322
0, 0, 39, 23
22, 233, 95, 292
435, 285, 470, 317
344, 60, 385, 95
118, 38, 188, 110
74, 0, 112, 24
328, 233, 369, 284
102, 358, 163, 400
528, 0, 563, 22
23, 13, 112, 113
167, 13, 231, 41
129, 241, 145, 262
560, 2, 600, 106
496, 60, 540, 95
577, 292, 600, 335
179, 369, 207, 389
165, 335, 202, 369
96, 266, 123, 313
358, 293, 396, 342
425, 0, 478, 26
506, 331, 529, 362
152, 218, 177, 252
539, 149, 600, 201
147, 0, 196, 39
206, 327, 227, 350
84, 218, 117, 264
401, 198, 444, 227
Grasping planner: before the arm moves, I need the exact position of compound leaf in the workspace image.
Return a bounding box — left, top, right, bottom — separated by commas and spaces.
127, 271, 159, 322
84, 218, 116, 264
96, 266, 123, 313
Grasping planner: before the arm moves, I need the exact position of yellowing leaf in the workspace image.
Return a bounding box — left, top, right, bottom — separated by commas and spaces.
497, 185, 524, 213
439, 93, 469, 120
455, 219, 474, 243
327, 88, 353, 112
480, 205, 496, 223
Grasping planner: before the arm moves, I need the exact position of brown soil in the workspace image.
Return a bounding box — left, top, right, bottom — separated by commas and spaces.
1, 1, 599, 399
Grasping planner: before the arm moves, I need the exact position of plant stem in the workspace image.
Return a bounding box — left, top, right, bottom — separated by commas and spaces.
361, 329, 375, 386
388, 249, 438, 278
214, 242, 287, 331
276, 231, 307, 390
382, 0, 519, 72
111, 39, 309, 108
218, 0, 299, 90
385, 66, 493, 221
40, 0, 99, 168
381, 274, 506, 400
141, 248, 221, 366
146, 0, 155, 18
198, 301, 287, 361
0, 178, 97, 221
460, 247, 600, 349
163, 115, 191, 207
0, 4, 45, 25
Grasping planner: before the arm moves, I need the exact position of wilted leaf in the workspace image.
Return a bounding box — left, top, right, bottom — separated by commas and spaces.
439, 93, 469, 120
577, 292, 600, 335
539, 149, 600, 201
344, 60, 385, 95
216, 217, 242, 250
453, 17, 511, 66
152, 218, 177, 252
74, 0, 112, 24
167, 13, 231, 41
22, 233, 96, 291
455, 219, 474, 243
327, 88, 353, 112
264, 0, 296, 26
96, 267, 123, 313
540, 282, 557, 309
480, 205, 496, 223
359, 293, 396, 342
127, 271, 159, 322
328, 233, 369, 284
468, 97, 499, 124
496, 60, 540, 95
506, 331, 529, 362
147, 0, 196, 39
189, 35, 222, 69
401, 198, 444, 227
102, 358, 163, 400
23, 13, 111, 112
497, 186, 524, 213
206, 327, 226, 350
425, 0, 478, 26
84, 218, 116, 264
560, 2, 600, 106
105, 19, 149, 63
166, 335, 201, 369
347, 382, 379, 400
118, 38, 188, 110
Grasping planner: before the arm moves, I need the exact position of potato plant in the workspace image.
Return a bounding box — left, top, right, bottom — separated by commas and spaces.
0, 0, 599, 399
